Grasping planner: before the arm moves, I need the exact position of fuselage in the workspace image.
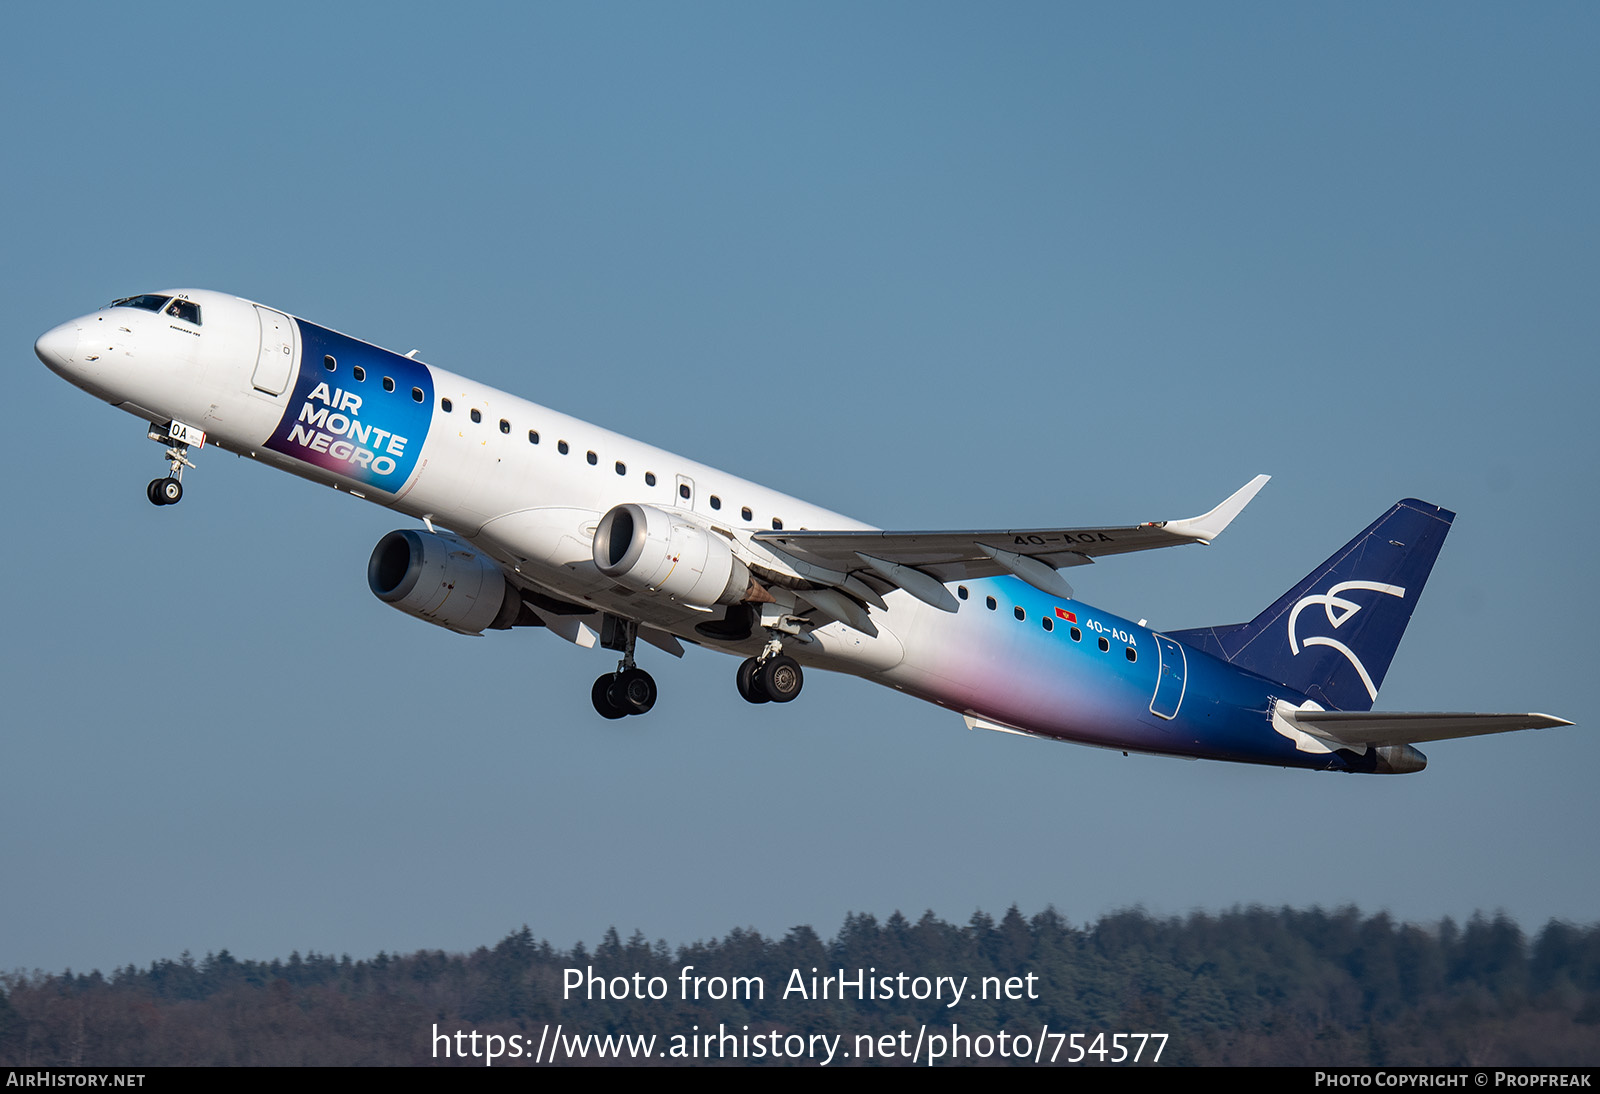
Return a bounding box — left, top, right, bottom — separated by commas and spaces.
36, 288, 1389, 774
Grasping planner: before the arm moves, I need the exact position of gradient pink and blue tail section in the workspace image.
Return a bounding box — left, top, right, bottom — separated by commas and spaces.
1171, 499, 1455, 711
263, 321, 435, 493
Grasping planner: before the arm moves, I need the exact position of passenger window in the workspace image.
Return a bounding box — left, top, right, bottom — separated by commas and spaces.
1125, 646, 1137, 662
558, 440, 569, 454
353, 366, 366, 382
772, 518, 783, 530
1043, 617, 1054, 631
587, 451, 598, 466
166, 299, 201, 325
528, 430, 539, 444
441, 398, 452, 413
679, 483, 691, 500
957, 586, 968, 600
741, 506, 752, 521
710, 495, 721, 510
615, 461, 627, 476
324, 355, 336, 372
645, 472, 656, 486
412, 387, 423, 403
383, 377, 396, 393
1098, 637, 1110, 652
470, 408, 482, 423
1070, 626, 1081, 642
985, 596, 997, 611
1014, 606, 1025, 621
499, 419, 510, 434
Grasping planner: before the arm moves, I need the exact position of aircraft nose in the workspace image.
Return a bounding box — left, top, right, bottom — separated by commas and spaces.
35, 322, 78, 374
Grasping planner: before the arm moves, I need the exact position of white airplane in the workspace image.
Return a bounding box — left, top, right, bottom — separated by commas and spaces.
35, 289, 1571, 773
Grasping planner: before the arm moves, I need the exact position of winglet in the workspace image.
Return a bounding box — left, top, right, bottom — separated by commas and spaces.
1161, 474, 1270, 543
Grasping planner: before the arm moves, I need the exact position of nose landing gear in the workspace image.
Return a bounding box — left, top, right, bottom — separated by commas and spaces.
145, 420, 204, 507
147, 477, 183, 506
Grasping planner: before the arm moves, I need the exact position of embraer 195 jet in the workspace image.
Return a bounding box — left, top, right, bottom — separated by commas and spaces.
35, 289, 1571, 773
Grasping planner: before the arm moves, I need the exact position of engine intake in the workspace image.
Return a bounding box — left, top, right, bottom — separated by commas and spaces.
593, 503, 750, 608
368, 529, 522, 634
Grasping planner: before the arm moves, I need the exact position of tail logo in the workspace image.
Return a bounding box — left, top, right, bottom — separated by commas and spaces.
1287, 581, 1406, 700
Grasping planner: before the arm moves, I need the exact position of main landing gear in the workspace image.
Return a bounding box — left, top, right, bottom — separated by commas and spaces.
587, 614, 806, 717
591, 668, 657, 719
591, 616, 657, 720
735, 638, 804, 705
145, 421, 201, 507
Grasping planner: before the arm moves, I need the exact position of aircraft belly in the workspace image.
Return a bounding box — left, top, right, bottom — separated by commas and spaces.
799, 621, 905, 674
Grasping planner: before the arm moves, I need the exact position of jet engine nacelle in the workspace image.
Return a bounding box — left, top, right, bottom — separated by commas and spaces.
593, 503, 751, 608
368, 529, 522, 634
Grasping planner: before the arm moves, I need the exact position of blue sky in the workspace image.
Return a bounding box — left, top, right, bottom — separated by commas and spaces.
2, 3, 1596, 974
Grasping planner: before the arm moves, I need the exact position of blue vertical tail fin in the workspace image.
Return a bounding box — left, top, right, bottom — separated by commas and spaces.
1169, 499, 1455, 711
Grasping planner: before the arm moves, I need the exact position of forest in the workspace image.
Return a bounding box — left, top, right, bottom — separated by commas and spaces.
3, 906, 1597, 1066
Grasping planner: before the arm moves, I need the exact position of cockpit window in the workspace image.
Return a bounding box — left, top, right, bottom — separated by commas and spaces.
109, 294, 171, 313
166, 299, 201, 325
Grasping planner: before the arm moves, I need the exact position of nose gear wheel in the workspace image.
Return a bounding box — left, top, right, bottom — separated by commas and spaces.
145, 422, 199, 506
147, 478, 183, 506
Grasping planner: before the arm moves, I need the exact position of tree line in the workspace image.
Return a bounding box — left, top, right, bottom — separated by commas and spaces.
2, 906, 1597, 1065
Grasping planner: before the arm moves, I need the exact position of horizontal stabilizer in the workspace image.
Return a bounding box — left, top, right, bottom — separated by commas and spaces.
1290, 709, 1574, 748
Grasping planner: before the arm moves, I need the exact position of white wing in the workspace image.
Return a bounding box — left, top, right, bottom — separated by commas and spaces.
753, 475, 1270, 613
